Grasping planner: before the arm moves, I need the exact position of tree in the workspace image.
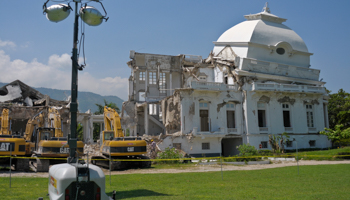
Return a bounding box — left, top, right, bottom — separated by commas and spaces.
320, 125, 350, 146
268, 132, 290, 153
77, 123, 83, 141
328, 89, 350, 129
94, 99, 120, 115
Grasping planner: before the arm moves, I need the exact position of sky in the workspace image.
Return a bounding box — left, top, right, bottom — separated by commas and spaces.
0, 0, 349, 101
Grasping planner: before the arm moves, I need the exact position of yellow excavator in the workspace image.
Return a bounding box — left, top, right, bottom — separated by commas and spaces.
91, 106, 151, 170
25, 107, 85, 172
0, 108, 32, 171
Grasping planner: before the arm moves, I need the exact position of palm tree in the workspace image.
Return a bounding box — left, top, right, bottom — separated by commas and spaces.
94, 99, 120, 114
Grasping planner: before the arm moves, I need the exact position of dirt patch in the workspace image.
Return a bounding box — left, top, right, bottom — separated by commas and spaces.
0, 160, 349, 178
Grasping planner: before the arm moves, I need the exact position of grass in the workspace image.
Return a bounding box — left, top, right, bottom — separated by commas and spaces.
0, 164, 349, 199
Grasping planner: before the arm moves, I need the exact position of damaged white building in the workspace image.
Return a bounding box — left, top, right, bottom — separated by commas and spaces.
122, 5, 331, 157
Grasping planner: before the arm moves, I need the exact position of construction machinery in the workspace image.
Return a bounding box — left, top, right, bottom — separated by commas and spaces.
25, 107, 85, 172
0, 108, 32, 171
91, 106, 151, 170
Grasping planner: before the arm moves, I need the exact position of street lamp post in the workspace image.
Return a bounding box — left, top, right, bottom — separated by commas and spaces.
43, 0, 107, 163
43, 1, 111, 199
67, 0, 80, 164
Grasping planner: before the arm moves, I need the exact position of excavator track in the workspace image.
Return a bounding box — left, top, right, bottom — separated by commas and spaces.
91, 154, 151, 170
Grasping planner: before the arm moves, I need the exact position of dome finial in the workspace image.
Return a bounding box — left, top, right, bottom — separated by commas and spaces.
262, 2, 270, 13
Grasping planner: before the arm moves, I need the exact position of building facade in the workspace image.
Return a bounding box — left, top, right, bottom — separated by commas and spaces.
122, 5, 331, 157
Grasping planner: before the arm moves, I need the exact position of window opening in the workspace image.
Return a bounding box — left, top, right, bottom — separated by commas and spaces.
200, 101, 209, 132
159, 72, 166, 93
309, 140, 316, 147
149, 104, 157, 115
276, 48, 285, 55
202, 142, 210, 150
282, 104, 291, 127
226, 103, 235, 128
258, 102, 267, 128
139, 71, 145, 81
261, 141, 268, 148
173, 143, 181, 150
306, 104, 314, 127
149, 72, 156, 84
138, 92, 145, 101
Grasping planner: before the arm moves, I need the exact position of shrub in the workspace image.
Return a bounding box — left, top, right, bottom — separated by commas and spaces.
258, 150, 273, 156
157, 147, 183, 164
237, 143, 259, 161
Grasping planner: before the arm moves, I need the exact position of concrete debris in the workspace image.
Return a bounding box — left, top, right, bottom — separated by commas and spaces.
84, 143, 102, 157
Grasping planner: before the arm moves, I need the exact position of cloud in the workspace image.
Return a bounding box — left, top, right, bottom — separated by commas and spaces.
48, 53, 72, 69
0, 39, 16, 48
0, 50, 128, 100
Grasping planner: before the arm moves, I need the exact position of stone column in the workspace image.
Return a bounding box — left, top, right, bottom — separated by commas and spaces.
144, 103, 149, 135
169, 71, 172, 95
324, 103, 329, 128
145, 69, 148, 100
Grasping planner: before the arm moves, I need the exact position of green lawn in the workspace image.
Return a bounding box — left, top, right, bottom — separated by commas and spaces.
0, 164, 349, 199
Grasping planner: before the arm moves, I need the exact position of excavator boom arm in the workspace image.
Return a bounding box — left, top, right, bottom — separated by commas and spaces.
103, 106, 123, 140
0, 108, 10, 135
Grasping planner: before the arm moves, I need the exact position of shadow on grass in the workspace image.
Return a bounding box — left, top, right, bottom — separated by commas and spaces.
107, 189, 170, 199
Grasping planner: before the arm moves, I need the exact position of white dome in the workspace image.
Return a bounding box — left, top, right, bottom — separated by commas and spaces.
215, 11, 309, 53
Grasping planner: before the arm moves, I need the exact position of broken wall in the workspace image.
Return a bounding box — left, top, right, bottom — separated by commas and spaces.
161, 91, 181, 134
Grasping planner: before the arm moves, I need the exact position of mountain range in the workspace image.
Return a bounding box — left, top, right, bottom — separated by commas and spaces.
0, 82, 124, 113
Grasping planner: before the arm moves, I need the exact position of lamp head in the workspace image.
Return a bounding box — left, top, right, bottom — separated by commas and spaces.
44, 4, 71, 23
79, 6, 103, 26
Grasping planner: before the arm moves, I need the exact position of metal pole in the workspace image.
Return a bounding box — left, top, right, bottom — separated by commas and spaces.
220, 153, 223, 181
9, 144, 12, 188
68, 1, 79, 164
109, 146, 111, 186
296, 141, 299, 175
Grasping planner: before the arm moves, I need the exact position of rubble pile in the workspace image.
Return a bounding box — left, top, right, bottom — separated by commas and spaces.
84, 143, 102, 157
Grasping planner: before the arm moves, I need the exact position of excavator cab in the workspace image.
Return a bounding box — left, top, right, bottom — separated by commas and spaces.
39, 128, 55, 141
103, 131, 114, 142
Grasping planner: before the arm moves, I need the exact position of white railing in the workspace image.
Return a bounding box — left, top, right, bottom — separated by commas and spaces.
228, 128, 237, 133
308, 127, 317, 132
241, 58, 320, 81
285, 127, 293, 132
259, 127, 268, 132
191, 81, 238, 91
252, 82, 325, 94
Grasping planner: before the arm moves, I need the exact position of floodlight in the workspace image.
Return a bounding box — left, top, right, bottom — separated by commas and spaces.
44, 4, 71, 23
79, 6, 103, 26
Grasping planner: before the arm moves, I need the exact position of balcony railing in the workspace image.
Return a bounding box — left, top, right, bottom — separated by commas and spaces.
240, 58, 320, 81
259, 127, 268, 132
252, 82, 325, 94
285, 127, 293, 132
228, 128, 237, 133
191, 81, 238, 91
308, 127, 317, 132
